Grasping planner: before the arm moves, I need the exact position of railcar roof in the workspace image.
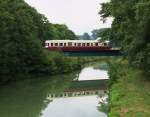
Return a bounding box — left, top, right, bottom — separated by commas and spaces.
45, 40, 99, 43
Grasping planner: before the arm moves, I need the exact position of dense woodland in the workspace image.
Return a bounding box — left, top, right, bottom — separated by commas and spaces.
99, 0, 150, 76
0, 0, 80, 83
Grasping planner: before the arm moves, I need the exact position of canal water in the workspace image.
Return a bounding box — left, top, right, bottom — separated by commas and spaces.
0, 63, 108, 117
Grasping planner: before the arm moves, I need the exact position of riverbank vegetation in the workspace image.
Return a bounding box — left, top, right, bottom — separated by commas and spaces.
0, 0, 93, 84
99, 0, 150, 76
98, 0, 150, 116
108, 59, 150, 116
0, 0, 105, 84
99, 58, 150, 116
45, 52, 104, 75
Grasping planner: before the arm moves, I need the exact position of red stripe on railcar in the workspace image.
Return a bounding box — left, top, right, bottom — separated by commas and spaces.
47, 46, 111, 52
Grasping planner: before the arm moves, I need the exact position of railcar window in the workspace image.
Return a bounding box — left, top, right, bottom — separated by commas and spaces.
68, 42, 72, 46
82, 43, 85, 46
95, 43, 98, 46
55, 43, 58, 46
60, 43, 63, 46
91, 43, 93, 46
104, 43, 107, 46
64, 43, 66, 46
51, 43, 53, 46
87, 43, 89, 46
78, 43, 81, 46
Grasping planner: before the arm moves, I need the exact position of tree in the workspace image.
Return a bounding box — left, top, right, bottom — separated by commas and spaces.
82, 33, 91, 40
97, 28, 110, 40
99, 0, 150, 75
52, 24, 77, 40
91, 29, 99, 39
0, 0, 50, 82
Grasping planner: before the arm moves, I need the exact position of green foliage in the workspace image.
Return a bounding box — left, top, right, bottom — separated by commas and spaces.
99, 2, 112, 22
80, 33, 91, 40
46, 52, 81, 75
0, 0, 50, 82
0, 0, 79, 83
99, 0, 150, 75
98, 98, 109, 115
91, 29, 99, 39
97, 28, 111, 41
91, 29, 108, 40
52, 24, 77, 40
108, 59, 127, 86
108, 60, 150, 116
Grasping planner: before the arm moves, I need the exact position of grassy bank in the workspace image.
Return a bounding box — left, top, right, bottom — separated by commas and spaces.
108, 59, 150, 117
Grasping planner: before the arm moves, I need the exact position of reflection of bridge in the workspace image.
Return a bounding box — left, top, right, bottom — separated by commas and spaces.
47, 89, 107, 99
47, 79, 108, 99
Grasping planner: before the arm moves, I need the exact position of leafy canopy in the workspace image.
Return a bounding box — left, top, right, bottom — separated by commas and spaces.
99, 0, 150, 75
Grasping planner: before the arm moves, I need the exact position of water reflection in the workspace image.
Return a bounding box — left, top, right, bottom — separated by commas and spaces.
41, 96, 106, 117
0, 63, 108, 117
0, 72, 77, 117
78, 67, 108, 80
47, 89, 105, 99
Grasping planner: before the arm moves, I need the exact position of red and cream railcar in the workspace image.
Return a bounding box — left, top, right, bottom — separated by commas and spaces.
45, 39, 111, 52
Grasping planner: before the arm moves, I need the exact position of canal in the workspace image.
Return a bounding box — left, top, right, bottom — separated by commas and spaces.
0, 62, 108, 117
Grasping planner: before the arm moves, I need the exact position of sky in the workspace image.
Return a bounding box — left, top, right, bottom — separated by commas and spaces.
25, 0, 112, 35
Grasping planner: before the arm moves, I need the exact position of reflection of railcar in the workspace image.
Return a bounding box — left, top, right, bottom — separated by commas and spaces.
45, 39, 112, 52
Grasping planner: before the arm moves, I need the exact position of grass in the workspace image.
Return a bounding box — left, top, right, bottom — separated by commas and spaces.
109, 64, 150, 117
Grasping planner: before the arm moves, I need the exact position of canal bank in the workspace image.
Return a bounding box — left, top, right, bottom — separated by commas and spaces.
108, 60, 150, 116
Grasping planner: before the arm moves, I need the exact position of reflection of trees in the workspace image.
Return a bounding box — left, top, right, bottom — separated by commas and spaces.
98, 95, 109, 115
70, 79, 108, 90
93, 62, 109, 71
0, 72, 78, 117
73, 72, 80, 81
81, 61, 109, 71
